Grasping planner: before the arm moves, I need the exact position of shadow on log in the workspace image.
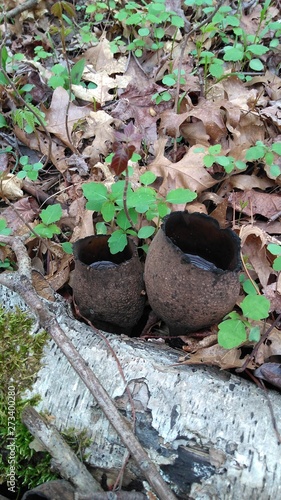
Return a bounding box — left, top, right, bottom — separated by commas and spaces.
1, 284, 281, 500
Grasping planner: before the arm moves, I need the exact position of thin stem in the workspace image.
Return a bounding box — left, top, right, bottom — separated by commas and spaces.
123, 167, 138, 232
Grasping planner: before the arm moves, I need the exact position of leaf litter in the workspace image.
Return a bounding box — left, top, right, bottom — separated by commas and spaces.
0, 0, 281, 389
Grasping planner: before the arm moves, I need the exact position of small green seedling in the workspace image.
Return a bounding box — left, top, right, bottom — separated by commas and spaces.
218, 274, 270, 349
34, 204, 62, 239
245, 141, 281, 178
17, 156, 43, 181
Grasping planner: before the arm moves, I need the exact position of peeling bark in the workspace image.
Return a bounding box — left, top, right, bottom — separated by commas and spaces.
1, 284, 281, 500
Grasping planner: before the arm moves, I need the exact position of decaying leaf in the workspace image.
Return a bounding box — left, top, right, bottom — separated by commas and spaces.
72, 69, 131, 106
0, 174, 23, 200
43, 87, 92, 150
229, 190, 281, 219
148, 138, 218, 197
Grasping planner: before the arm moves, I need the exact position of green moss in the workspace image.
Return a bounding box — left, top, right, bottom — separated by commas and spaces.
0, 306, 48, 394
0, 306, 57, 490
0, 306, 93, 493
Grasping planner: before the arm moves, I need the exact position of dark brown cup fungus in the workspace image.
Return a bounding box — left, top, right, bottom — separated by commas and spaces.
144, 211, 241, 335
72, 235, 145, 334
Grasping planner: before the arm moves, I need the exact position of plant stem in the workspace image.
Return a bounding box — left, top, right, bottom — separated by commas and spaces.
123, 167, 138, 232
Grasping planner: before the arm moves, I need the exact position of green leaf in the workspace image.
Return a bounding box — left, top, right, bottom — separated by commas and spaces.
125, 13, 142, 25
245, 144, 265, 161
162, 74, 176, 86
34, 223, 61, 238
138, 27, 150, 36
158, 202, 170, 218
61, 242, 73, 254
96, 222, 107, 235
0, 218, 12, 236
267, 243, 281, 256
209, 62, 224, 78
247, 44, 269, 55
161, 91, 172, 101
209, 144, 221, 155
0, 114, 8, 128
271, 142, 281, 155
40, 204, 62, 225
101, 200, 116, 222
70, 58, 85, 84
137, 225, 155, 239
0, 72, 9, 85
166, 188, 197, 204
223, 46, 244, 62
48, 75, 66, 89
249, 58, 264, 71
242, 279, 259, 295
116, 209, 137, 230
241, 295, 270, 320
139, 171, 157, 186
108, 230, 128, 254
269, 164, 281, 177
20, 155, 29, 166
203, 154, 215, 168
171, 15, 184, 27
218, 319, 247, 349
129, 187, 156, 212
82, 182, 108, 210
248, 326, 261, 342
273, 255, 281, 271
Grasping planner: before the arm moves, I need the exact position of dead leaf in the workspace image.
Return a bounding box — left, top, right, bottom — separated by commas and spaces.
43, 87, 92, 150
239, 225, 273, 288
148, 139, 218, 196
229, 190, 281, 219
82, 36, 127, 75
255, 362, 281, 390
73, 69, 131, 106
0, 174, 23, 200
179, 343, 254, 370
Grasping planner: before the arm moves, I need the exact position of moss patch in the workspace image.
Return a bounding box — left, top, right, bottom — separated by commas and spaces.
0, 306, 57, 491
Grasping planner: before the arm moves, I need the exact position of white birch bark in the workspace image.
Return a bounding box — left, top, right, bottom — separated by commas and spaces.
1, 284, 280, 500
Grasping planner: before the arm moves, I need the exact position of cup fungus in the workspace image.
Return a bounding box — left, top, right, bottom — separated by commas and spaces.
72, 235, 145, 333
144, 211, 241, 335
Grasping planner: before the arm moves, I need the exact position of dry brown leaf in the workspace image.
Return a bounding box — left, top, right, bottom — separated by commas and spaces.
43, 87, 92, 150
228, 190, 281, 219
223, 174, 275, 191
260, 102, 281, 130
239, 225, 272, 288
82, 36, 127, 75
254, 327, 281, 365
148, 138, 218, 196
111, 82, 168, 144
1, 197, 39, 234
179, 343, 253, 370
14, 126, 70, 174
263, 283, 281, 313
81, 111, 115, 166
73, 68, 131, 106
0, 174, 23, 200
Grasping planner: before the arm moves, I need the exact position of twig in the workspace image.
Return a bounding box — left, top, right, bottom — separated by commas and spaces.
0, 235, 177, 500
0, 0, 38, 21
21, 406, 103, 494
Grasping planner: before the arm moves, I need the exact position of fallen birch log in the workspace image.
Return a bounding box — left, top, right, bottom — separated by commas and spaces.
1, 283, 281, 500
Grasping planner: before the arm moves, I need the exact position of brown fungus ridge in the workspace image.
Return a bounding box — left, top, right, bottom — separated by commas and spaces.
72, 235, 145, 334
144, 211, 241, 335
